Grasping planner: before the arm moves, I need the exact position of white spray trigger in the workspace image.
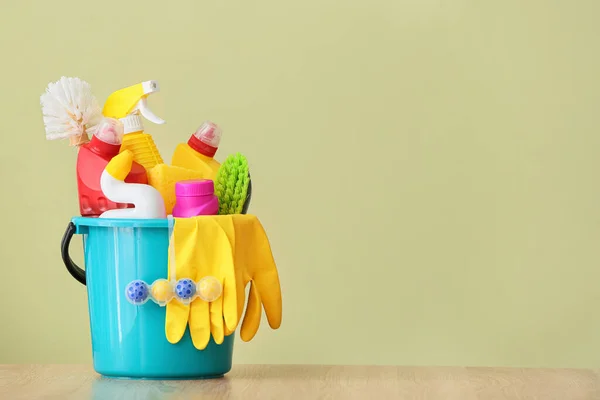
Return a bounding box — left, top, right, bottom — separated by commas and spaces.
135, 97, 165, 125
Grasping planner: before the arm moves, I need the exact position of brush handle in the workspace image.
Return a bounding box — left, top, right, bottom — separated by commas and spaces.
242, 174, 252, 214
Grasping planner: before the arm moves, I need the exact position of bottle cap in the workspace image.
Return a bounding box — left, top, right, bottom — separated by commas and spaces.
175, 179, 215, 197
188, 121, 222, 157
102, 80, 165, 125
120, 114, 144, 134
94, 117, 124, 145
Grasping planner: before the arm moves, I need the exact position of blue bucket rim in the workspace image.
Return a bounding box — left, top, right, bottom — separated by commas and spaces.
72, 217, 169, 229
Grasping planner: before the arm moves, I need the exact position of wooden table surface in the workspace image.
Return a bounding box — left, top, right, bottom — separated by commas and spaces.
1, 364, 599, 399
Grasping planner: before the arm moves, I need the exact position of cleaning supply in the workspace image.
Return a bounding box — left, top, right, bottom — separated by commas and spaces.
229, 215, 282, 341
124, 277, 222, 306
214, 153, 250, 215
197, 276, 223, 302
41, 76, 102, 147
40, 78, 149, 216
147, 164, 206, 215
173, 180, 219, 218
99, 150, 166, 219
165, 217, 238, 350
171, 121, 223, 179
102, 80, 165, 170
165, 214, 282, 348
76, 118, 148, 217
151, 279, 175, 306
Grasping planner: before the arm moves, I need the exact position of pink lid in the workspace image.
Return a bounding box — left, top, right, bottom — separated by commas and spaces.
175, 179, 215, 197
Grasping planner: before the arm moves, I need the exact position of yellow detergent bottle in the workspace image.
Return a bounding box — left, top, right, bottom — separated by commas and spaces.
102, 81, 165, 170
171, 121, 222, 180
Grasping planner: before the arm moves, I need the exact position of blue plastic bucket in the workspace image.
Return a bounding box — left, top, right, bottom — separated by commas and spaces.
61, 217, 234, 379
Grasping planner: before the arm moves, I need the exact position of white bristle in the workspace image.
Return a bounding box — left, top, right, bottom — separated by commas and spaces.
40, 76, 102, 140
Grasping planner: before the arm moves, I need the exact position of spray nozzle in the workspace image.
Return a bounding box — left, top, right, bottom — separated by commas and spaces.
134, 81, 164, 124
102, 80, 165, 134
134, 97, 165, 125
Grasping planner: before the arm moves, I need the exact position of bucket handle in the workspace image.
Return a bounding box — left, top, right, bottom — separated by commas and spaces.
61, 222, 86, 286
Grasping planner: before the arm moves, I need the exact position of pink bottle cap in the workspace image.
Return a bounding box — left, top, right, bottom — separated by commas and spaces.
175, 179, 215, 197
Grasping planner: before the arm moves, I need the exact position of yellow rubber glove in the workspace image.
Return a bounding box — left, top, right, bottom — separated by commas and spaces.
212, 215, 282, 341
165, 215, 282, 347
165, 217, 238, 350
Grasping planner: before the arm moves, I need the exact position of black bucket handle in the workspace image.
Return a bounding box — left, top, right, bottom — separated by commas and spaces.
61, 222, 86, 285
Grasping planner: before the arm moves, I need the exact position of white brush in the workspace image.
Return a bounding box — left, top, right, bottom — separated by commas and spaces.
40, 76, 103, 146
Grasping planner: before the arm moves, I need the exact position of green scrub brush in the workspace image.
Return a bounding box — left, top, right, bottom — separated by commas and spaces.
215, 153, 251, 215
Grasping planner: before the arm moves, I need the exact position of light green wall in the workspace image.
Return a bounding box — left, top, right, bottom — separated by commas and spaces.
1, 0, 599, 367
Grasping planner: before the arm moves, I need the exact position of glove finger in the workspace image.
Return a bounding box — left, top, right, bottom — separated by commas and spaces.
222, 273, 239, 333
233, 216, 253, 318
209, 295, 224, 345
240, 281, 262, 342
166, 301, 190, 344
215, 216, 242, 338
189, 299, 210, 350
165, 222, 192, 344
212, 216, 240, 332
224, 319, 235, 336
252, 271, 281, 329
212, 222, 237, 332
248, 218, 282, 329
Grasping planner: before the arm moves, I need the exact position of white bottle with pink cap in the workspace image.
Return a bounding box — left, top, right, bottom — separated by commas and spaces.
172, 179, 219, 218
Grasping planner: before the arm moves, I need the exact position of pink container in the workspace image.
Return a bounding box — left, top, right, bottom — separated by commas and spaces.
172, 180, 219, 217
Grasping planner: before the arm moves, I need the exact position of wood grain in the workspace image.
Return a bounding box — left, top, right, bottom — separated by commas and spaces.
0, 364, 599, 399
